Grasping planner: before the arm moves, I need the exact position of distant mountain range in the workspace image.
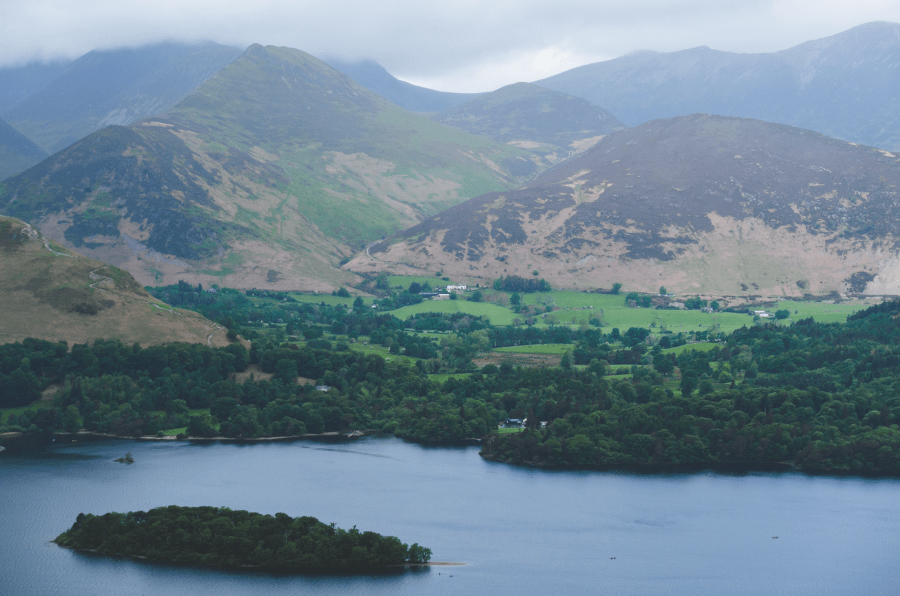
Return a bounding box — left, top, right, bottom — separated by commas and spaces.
351, 114, 900, 296
0, 60, 69, 114
329, 22, 900, 152
3, 41, 243, 155
537, 21, 900, 151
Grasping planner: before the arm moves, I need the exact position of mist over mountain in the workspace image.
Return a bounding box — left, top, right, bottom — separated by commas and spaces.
2, 41, 243, 156
0, 60, 71, 114
537, 21, 900, 151
351, 114, 900, 296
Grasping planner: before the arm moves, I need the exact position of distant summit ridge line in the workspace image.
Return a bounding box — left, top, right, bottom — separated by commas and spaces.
536, 21, 900, 151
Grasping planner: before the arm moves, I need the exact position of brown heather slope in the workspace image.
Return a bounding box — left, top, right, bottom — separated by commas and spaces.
348, 114, 900, 297
0, 216, 227, 347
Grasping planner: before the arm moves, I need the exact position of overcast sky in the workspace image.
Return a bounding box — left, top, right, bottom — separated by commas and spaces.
2, 0, 899, 92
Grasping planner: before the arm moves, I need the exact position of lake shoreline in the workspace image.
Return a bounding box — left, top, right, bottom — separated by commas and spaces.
479, 452, 900, 477
54, 542, 451, 574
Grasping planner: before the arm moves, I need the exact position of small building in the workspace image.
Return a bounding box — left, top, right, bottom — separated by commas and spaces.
502, 418, 523, 428
446, 285, 467, 292
315, 385, 331, 392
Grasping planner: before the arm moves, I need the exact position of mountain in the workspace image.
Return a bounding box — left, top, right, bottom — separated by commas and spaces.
2, 41, 243, 155
0, 60, 71, 114
0, 118, 47, 181
0, 215, 227, 346
349, 114, 900, 296
431, 82, 626, 168
323, 58, 477, 112
537, 22, 900, 151
0, 45, 535, 291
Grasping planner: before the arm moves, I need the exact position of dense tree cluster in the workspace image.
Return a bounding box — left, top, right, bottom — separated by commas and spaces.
54, 506, 430, 572
482, 304, 900, 473
492, 275, 551, 293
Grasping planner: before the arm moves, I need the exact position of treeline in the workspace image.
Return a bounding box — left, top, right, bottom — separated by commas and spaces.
0, 336, 497, 442
55, 506, 430, 572
492, 275, 551, 293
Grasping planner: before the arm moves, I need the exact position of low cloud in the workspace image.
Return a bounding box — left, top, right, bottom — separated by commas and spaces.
1, 0, 898, 91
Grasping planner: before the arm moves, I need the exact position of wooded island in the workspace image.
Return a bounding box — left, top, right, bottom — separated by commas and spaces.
54, 506, 431, 572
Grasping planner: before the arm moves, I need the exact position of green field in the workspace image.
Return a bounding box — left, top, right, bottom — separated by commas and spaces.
288, 294, 366, 307
521, 291, 625, 309
662, 342, 719, 355
387, 275, 452, 289
497, 427, 525, 434
388, 300, 518, 325
772, 300, 869, 324
346, 341, 418, 365
596, 307, 751, 335
495, 344, 572, 355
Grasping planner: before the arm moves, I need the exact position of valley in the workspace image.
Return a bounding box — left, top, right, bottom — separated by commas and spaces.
3, 19, 900, 595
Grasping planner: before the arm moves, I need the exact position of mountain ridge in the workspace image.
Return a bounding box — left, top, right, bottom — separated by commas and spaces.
537, 21, 900, 151
3, 41, 243, 156
349, 114, 900, 296
0, 44, 536, 291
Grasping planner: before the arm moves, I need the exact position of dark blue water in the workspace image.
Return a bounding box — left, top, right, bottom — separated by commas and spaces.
2, 437, 899, 595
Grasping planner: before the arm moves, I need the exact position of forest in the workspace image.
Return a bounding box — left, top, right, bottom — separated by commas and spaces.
54, 506, 431, 572
3, 284, 900, 474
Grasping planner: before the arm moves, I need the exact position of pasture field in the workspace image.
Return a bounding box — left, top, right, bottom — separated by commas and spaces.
772, 299, 870, 325
388, 300, 518, 325
497, 427, 525, 434
662, 342, 719, 355
288, 294, 363, 307
346, 341, 418, 365
601, 307, 751, 335
521, 291, 625, 309
495, 344, 572, 355
387, 275, 450, 289
541, 310, 597, 326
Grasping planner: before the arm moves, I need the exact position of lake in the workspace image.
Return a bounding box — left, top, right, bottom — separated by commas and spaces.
2, 437, 899, 595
